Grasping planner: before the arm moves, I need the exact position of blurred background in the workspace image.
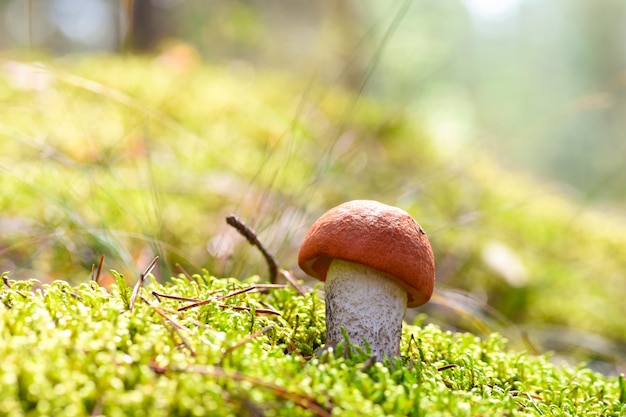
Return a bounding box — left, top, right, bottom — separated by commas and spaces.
1, 0, 626, 373
2, 0, 626, 202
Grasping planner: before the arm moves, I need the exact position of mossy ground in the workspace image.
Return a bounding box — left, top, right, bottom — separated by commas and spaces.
1, 53, 626, 414
1, 273, 624, 416
2, 55, 626, 360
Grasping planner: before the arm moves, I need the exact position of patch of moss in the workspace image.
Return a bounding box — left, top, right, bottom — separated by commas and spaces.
0, 275, 624, 416
1, 54, 626, 367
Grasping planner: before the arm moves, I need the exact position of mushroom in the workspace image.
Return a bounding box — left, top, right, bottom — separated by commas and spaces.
298, 200, 435, 359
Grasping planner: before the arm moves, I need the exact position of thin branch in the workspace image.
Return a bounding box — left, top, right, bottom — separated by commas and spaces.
130, 256, 159, 312
222, 287, 259, 299
152, 291, 202, 303
165, 364, 331, 417
249, 284, 288, 290
218, 304, 281, 316
142, 295, 197, 356
258, 301, 280, 315
175, 284, 287, 313
177, 286, 257, 312
279, 269, 307, 295
95, 255, 105, 284
141, 296, 185, 331
175, 263, 194, 281
226, 215, 279, 283
166, 317, 197, 356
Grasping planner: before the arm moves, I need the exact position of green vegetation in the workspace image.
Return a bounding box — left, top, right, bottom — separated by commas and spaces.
1, 54, 626, 414
2, 54, 625, 363
1, 274, 624, 416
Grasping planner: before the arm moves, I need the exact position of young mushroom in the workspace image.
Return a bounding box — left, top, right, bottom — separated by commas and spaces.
298, 200, 435, 360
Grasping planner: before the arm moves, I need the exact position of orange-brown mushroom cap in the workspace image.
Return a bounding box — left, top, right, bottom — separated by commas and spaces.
298, 200, 435, 308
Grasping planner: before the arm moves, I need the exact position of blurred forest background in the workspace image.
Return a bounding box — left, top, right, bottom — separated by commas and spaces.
1, 0, 626, 374
2, 0, 626, 203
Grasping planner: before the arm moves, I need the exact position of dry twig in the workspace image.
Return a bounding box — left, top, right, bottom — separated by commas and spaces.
437, 364, 457, 372
279, 269, 307, 295
152, 291, 203, 303
141, 295, 197, 356
177, 285, 257, 312
175, 284, 285, 316
130, 256, 159, 312
226, 215, 279, 283
163, 364, 331, 417
218, 304, 281, 316
92, 255, 105, 284
175, 263, 194, 281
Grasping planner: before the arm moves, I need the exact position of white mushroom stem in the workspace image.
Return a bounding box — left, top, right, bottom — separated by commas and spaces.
324, 259, 407, 359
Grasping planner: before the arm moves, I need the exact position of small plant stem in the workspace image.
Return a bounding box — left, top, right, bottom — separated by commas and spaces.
95, 255, 105, 284
218, 304, 281, 316
168, 364, 331, 417
152, 291, 201, 303
177, 286, 257, 311
258, 301, 280, 315
142, 295, 197, 356
437, 364, 457, 372
175, 263, 194, 281
226, 214, 278, 283
279, 269, 307, 294
130, 256, 159, 311
248, 284, 288, 289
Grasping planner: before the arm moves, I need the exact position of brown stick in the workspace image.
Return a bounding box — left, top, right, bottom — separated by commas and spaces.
168, 364, 331, 417
152, 292, 201, 303
130, 256, 159, 312
142, 295, 197, 356
437, 364, 457, 372
218, 304, 281, 316
95, 255, 105, 284
279, 269, 307, 295
175, 263, 194, 281
226, 215, 278, 284
177, 286, 257, 312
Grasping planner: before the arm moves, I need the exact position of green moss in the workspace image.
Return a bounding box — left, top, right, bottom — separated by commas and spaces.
0, 275, 622, 416
1, 53, 626, 379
